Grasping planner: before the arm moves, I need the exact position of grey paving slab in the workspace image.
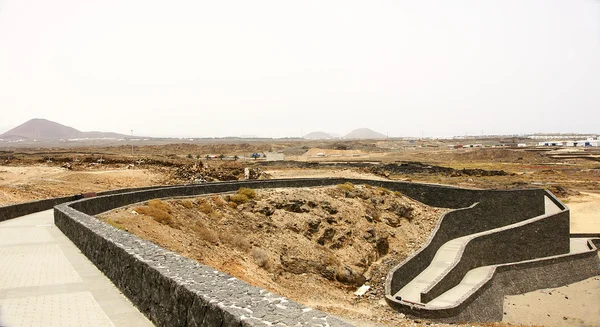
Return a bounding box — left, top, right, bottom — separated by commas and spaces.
0, 244, 82, 289
0, 291, 115, 327
0, 210, 154, 327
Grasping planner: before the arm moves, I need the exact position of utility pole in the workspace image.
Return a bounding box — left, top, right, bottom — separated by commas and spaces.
131, 130, 134, 156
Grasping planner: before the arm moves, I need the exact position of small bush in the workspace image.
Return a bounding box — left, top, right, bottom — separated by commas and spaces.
198, 202, 213, 214
252, 248, 272, 271
221, 232, 252, 252
154, 213, 175, 226
193, 224, 219, 243
212, 196, 226, 207
393, 191, 403, 197
134, 199, 175, 227
229, 194, 249, 205
377, 186, 390, 195
337, 182, 354, 192
148, 199, 171, 213
237, 187, 256, 199
365, 184, 373, 189
181, 200, 194, 209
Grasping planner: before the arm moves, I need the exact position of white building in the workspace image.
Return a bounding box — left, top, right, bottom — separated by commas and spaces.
540, 138, 600, 147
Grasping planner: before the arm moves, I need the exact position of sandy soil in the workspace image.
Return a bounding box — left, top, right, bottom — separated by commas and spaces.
0, 165, 165, 205
567, 192, 600, 234
504, 274, 600, 327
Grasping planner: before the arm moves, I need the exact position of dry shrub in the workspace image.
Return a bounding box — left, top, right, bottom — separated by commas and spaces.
228, 201, 238, 209
252, 248, 272, 271
220, 232, 252, 252
134, 199, 175, 227
377, 186, 390, 195
193, 223, 219, 243
181, 199, 194, 209
337, 182, 354, 192
237, 187, 256, 199
148, 199, 171, 213
365, 184, 373, 189
198, 202, 213, 214
229, 194, 249, 205
393, 191, 403, 197
212, 196, 226, 207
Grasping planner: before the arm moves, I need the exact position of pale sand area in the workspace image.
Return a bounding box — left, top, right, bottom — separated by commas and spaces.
568, 192, 600, 234
503, 273, 600, 327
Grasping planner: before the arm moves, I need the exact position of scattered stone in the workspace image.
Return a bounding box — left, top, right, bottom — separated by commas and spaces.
258, 206, 275, 216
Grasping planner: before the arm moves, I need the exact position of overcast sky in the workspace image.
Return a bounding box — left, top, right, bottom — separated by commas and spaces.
0, 0, 599, 138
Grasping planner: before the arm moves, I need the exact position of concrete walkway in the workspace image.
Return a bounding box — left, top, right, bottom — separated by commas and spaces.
0, 210, 154, 327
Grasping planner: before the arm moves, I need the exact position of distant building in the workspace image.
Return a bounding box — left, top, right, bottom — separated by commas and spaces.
539, 138, 599, 147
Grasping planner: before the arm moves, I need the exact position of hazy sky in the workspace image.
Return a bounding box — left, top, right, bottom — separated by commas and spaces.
0, 0, 599, 138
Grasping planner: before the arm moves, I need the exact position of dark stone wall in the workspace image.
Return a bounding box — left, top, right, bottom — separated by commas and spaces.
4, 177, 592, 325
0, 195, 79, 222
54, 178, 551, 326
55, 204, 354, 327
0, 184, 172, 223
385, 248, 600, 322
421, 210, 570, 302
386, 190, 546, 295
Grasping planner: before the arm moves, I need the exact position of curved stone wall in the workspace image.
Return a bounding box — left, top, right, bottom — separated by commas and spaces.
384, 190, 600, 322
4, 178, 596, 325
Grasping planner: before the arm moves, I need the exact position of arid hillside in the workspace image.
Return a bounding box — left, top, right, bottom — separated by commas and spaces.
99, 184, 447, 326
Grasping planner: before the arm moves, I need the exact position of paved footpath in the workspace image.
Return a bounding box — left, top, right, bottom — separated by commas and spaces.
0, 210, 154, 327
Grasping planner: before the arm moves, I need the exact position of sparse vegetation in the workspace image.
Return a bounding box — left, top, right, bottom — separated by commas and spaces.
377, 186, 390, 194
134, 199, 175, 227
337, 182, 354, 192
193, 223, 219, 243
220, 232, 252, 252
181, 199, 194, 209
212, 196, 226, 207
237, 187, 256, 199
227, 188, 256, 205
252, 248, 272, 271
198, 201, 213, 214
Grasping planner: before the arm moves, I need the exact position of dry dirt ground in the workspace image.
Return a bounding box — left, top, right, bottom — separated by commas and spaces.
503, 274, 600, 327
0, 165, 166, 205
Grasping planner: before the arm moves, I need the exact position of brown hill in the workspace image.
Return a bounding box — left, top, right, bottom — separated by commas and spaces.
0, 118, 129, 140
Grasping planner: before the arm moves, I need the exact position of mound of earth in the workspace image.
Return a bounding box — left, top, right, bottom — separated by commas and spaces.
343, 128, 387, 140
99, 184, 448, 326
303, 131, 334, 140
